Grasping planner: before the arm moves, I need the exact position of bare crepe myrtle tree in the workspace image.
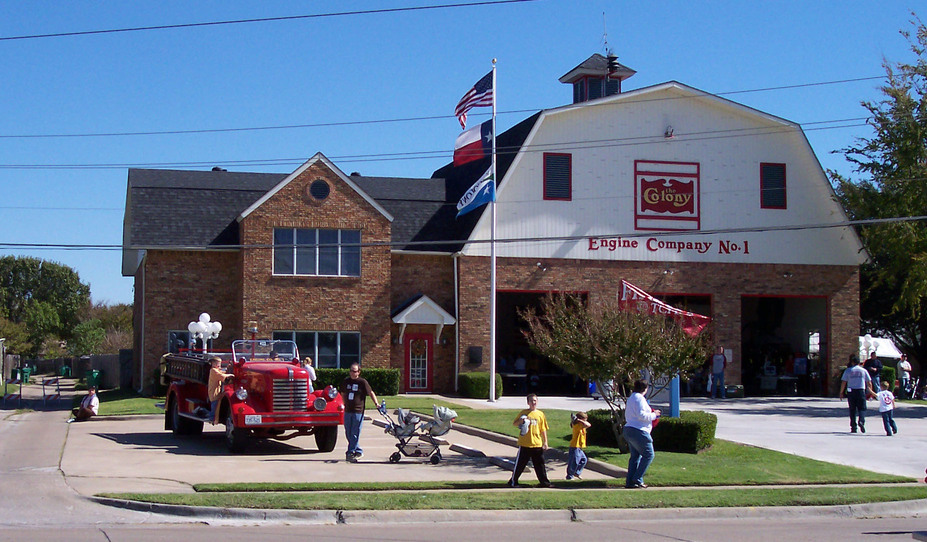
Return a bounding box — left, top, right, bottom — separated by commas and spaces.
520, 293, 710, 451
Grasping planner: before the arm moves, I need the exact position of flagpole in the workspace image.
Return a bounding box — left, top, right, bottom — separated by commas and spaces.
489, 58, 498, 403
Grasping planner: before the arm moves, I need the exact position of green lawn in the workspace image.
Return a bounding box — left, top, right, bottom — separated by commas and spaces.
105, 485, 927, 511
67, 387, 164, 416
375, 396, 908, 485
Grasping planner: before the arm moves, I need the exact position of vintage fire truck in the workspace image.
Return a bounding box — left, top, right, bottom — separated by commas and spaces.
162, 338, 344, 452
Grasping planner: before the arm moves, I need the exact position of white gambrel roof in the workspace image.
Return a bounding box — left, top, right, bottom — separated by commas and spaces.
462, 81, 868, 267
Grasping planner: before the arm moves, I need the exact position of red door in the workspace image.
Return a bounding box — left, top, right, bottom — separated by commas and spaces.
404, 333, 433, 392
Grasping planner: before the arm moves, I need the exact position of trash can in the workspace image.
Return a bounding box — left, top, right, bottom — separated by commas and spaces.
20, 367, 32, 384
11, 368, 20, 382
86, 369, 101, 388
58, 365, 72, 377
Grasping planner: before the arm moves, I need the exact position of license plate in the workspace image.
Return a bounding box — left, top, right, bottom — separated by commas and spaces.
244, 415, 262, 425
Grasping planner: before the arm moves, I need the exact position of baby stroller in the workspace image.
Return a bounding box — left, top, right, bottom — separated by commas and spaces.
380, 404, 457, 464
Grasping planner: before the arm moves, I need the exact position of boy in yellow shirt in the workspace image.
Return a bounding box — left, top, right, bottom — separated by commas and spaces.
566, 411, 590, 480
508, 393, 551, 488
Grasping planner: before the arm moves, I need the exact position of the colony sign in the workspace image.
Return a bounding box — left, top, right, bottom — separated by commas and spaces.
635, 160, 700, 231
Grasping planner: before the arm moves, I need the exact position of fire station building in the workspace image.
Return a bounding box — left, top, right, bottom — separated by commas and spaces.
123, 55, 865, 396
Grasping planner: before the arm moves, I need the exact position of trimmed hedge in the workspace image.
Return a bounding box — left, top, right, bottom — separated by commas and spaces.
458, 372, 503, 399
881, 366, 896, 390
586, 409, 618, 446
586, 408, 717, 454
651, 410, 717, 453
315, 368, 400, 396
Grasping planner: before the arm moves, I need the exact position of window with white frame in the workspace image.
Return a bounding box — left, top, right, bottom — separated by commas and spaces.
272, 330, 361, 369
273, 228, 361, 277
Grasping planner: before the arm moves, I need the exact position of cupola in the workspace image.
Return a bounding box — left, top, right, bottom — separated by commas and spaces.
559, 53, 635, 104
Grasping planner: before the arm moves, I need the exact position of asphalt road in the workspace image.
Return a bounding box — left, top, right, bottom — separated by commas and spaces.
5, 516, 927, 541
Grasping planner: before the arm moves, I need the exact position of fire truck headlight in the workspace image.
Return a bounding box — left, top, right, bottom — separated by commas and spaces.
313, 397, 328, 411
235, 387, 248, 401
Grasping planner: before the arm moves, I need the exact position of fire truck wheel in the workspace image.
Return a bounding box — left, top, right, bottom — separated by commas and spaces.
314, 425, 338, 452
224, 412, 249, 453
170, 397, 203, 436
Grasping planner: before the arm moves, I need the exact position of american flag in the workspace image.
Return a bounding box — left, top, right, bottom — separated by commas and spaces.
455, 71, 493, 129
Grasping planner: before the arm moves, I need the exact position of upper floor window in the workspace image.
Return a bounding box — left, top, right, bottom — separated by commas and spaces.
544, 153, 572, 201
272, 330, 361, 369
273, 228, 361, 277
760, 163, 787, 209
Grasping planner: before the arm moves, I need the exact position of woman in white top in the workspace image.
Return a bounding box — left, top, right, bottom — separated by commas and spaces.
623, 379, 661, 489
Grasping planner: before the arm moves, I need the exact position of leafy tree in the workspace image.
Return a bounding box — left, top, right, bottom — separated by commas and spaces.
68, 320, 106, 357
22, 300, 60, 357
831, 15, 927, 370
0, 256, 91, 357
520, 294, 710, 451
82, 302, 133, 354
0, 316, 32, 355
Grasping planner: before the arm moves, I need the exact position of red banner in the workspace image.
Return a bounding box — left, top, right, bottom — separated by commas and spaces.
618, 280, 710, 337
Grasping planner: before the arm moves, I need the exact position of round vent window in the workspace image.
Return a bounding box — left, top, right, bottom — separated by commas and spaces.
309, 179, 330, 201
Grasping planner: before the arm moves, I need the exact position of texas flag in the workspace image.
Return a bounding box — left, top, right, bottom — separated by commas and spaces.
453, 121, 492, 166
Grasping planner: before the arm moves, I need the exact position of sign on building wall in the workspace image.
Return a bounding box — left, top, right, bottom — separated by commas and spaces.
634, 160, 700, 231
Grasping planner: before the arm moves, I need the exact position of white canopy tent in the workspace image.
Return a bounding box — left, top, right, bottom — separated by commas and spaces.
858, 334, 903, 360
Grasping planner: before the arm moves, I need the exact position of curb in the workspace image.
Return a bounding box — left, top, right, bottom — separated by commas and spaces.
88, 495, 927, 524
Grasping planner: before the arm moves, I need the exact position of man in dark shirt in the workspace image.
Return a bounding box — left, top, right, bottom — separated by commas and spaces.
863, 351, 883, 393
339, 363, 379, 463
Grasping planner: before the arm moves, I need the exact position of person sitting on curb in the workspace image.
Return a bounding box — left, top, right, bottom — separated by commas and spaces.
68, 386, 99, 423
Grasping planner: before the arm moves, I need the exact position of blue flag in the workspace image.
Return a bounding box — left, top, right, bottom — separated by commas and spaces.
456, 168, 495, 218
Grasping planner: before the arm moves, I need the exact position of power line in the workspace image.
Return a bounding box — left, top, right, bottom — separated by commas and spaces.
1, 215, 923, 252
0, 116, 872, 170
0, 77, 884, 140
0, 1, 537, 42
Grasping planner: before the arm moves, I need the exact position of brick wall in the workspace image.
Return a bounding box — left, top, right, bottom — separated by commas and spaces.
239, 161, 392, 370
456, 256, 859, 396
390, 253, 456, 392
138, 250, 242, 392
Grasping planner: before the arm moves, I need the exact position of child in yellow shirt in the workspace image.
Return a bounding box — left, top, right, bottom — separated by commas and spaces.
566, 411, 590, 480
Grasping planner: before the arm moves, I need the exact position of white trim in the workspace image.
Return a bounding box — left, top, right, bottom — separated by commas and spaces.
238, 152, 393, 223
392, 295, 456, 344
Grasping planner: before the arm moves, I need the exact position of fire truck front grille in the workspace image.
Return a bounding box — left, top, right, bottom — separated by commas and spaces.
272, 379, 309, 412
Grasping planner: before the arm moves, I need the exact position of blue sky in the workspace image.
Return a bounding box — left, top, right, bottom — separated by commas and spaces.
0, 1, 920, 305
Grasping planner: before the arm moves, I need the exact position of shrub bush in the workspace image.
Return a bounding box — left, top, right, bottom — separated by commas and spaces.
316, 368, 400, 396
458, 372, 503, 399
651, 410, 717, 453
881, 366, 896, 389
586, 408, 618, 446
586, 408, 717, 453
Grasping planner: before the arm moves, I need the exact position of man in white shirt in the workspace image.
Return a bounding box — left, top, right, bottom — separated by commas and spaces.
69, 386, 99, 423
897, 354, 912, 398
